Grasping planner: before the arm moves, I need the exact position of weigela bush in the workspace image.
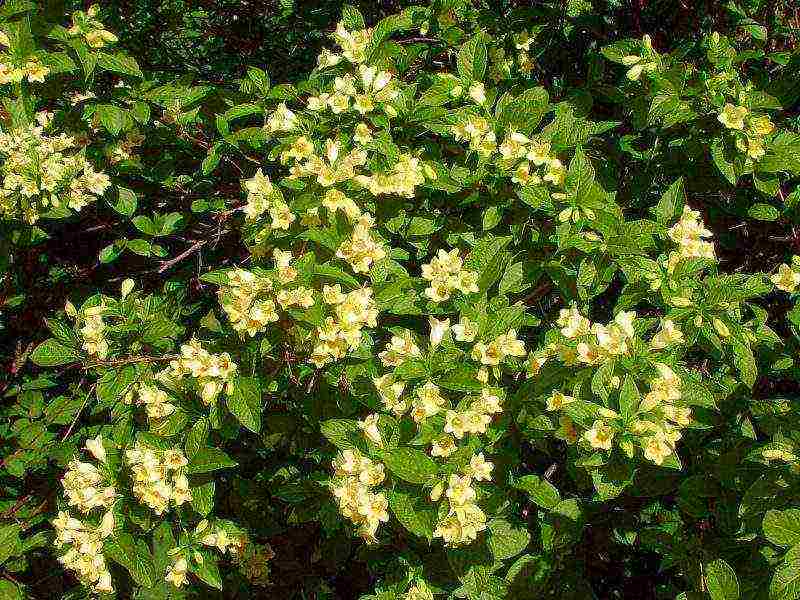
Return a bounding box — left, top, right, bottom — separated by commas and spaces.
2, 1, 800, 599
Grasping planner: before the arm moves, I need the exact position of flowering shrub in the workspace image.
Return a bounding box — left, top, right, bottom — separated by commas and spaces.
2, 1, 800, 599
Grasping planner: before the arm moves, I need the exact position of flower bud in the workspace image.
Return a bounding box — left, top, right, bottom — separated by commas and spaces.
121, 278, 134, 297
430, 481, 444, 502
195, 519, 210, 535
670, 296, 691, 307
712, 318, 730, 338
100, 510, 115, 538
85, 434, 107, 463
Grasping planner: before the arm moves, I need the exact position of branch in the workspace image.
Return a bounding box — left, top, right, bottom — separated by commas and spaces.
158, 240, 208, 273
82, 354, 179, 370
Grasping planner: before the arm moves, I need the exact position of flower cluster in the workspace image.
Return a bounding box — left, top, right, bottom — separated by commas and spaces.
54, 436, 116, 594
634, 364, 691, 464
405, 582, 435, 600
217, 268, 281, 337
578, 363, 690, 465
718, 103, 775, 160
432, 453, 494, 546
378, 330, 422, 367
67, 4, 119, 48
558, 308, 635, 364
198, 520, 245, 556
540, 308, 694, 464
354, 318, 512, 548
331, 449, 388, 543
286, 138, 367, 187
353, 153, 427, 198
443, 388, 504, 440
498, 132, 566, 188
0, 56, 50, 84
53, 511, 115, 594
471, 329, 527, 368
163, 339, 238, 405
165, 555, 190, 588
0, 117, 111, 223
73, 303, 109, 359
242, 168, 294, 228
620, 34, 661, 80
165, 520, 246, 588
452, 115, 497, 157
125, 444, 191, 515
771, 255, 800, 293
307, 65, 398, 116
264, 102, 298, 134
61, 436, 116, 514
310, 286, 378, 367
136, 383, 177, 420
421, 248, 479, 303
331, 22, 373, 64
666, 205, 716, 270
335, 213, 386, 273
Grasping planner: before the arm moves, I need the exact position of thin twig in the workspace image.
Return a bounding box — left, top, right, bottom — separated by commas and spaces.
158, 240, 208, 273
82, 354, 179, 370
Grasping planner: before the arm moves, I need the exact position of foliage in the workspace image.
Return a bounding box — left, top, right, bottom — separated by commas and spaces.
2, 1, 800, 599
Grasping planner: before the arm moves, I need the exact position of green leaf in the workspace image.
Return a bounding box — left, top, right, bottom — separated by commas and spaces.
97, 51, 142, 77
655, 177, 685, 224
105, 532, 155, 587
618, 376, 640, 421
748, 203, 779, 221
226, 376, 262, 433
514, 475, 560, 510
96, 366, 137, 406
382, 447, 438, 484
99, 242, 123, 263
132, 215, 158, 236
732, 341, 757, 388
94, 104, 130, 136
0, 524, 22, 566
202, 141, 223, 175
771, 553, 800, 600
111, 187, 137, 217
126, 238, 152, 256
190, 549, 222, 590
439, 365, 483, 392
601, 39, 641, 63
567, 147, 595, 198
30, 338, 79, 366
705, 559, 740, 600
457, 34, 487, 81
321, 419, 361, 451
388, 489, 436, 541
247, 66, 270, 96
187, 447, 237, 474
488, 519, 531, 561
711, 138, 737, 186
191, 480, 215, 517
185, 418, 209, 459
764, 510, 800, 547
761, 132, 800, 175
0, 581, 23, 600
340, 5, 366, 30
496, 87, 549, 134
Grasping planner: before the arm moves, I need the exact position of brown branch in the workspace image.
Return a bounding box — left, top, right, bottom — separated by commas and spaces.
158, 240, 208, 273
82, 354, 179, 370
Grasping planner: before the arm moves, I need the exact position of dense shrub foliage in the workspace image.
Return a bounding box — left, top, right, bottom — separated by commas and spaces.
1, 1, 800, 599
